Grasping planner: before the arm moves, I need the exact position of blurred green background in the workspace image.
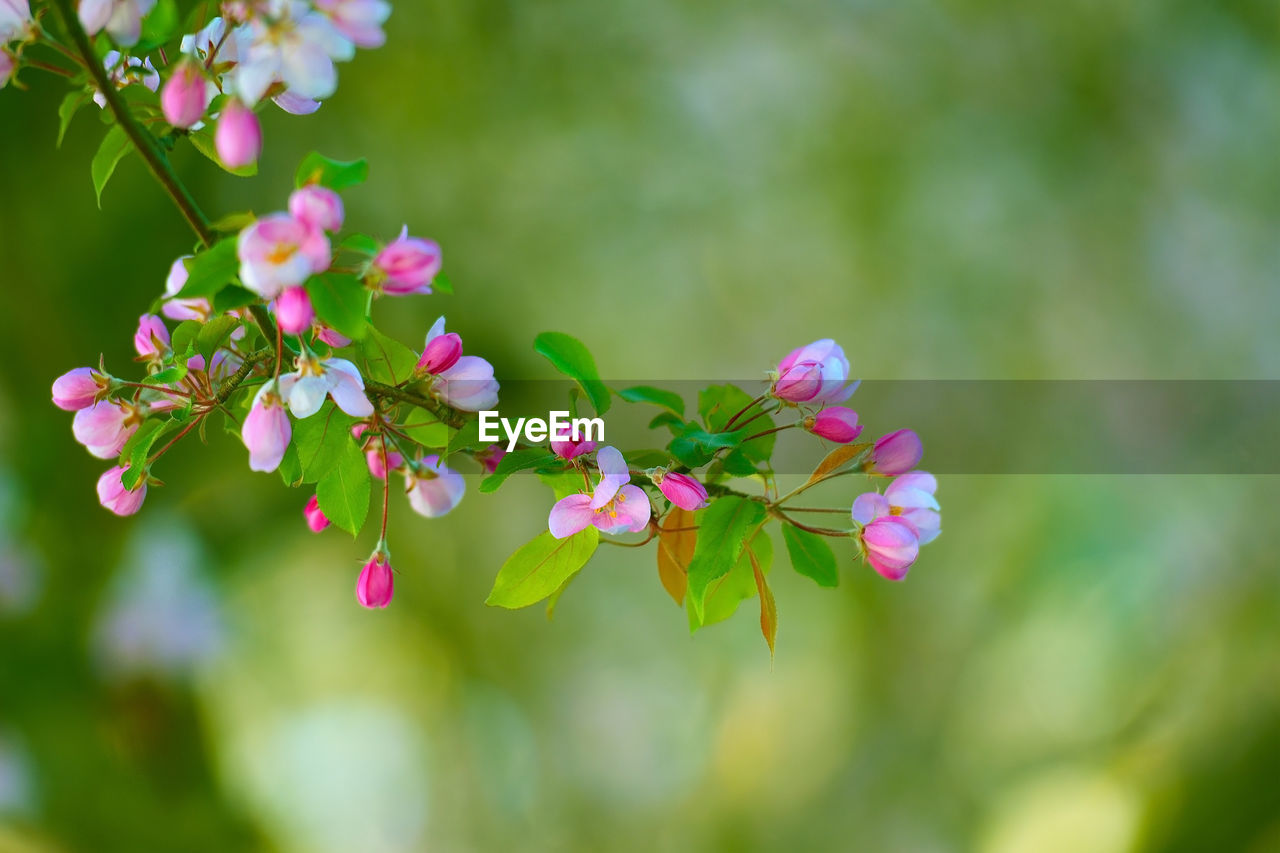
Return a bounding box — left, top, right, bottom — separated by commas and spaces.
2, 0, 1280, 850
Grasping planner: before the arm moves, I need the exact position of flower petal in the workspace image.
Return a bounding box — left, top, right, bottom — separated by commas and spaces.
548, 493, 595, 539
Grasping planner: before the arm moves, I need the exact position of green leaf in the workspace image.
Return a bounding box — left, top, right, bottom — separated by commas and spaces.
144, 365, 187, 386
292, 402, 358, 484
648, 411, 684, 433
399, 409, 451, 449
169, 320, 202, 360
618, 385, 684, 416
316, 435, 371, 536
447, 418, 483, 457
538, 470, 584, 500
121, 420, 176, 489
359, 326, 419, 385
178, 239, 239, 298
57, 91, 89, 148
480, 449, 559, 493
277, 442, 303, 487
781, 524, 840, 588
701, 384, 774, 463
136, 0, 178, 50
532, 332, 611, 415
189, 127, 257, 176
685, 496, 768, 620
337, 233, 380, 255
690, 531, 772, 631
667, 423, 747, 469
209, 210, 257, 232
622, 449, 671, 469
295, 152, 368, 190
212, 285, 257, 313
485, 527, 599, 609
432, 271, 454, 294
196, 315, 242, 360
306, 273, 369, 340
91, 125, 132, 207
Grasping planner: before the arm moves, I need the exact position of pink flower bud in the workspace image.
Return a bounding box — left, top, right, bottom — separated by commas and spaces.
161, 60, 208, 129
133, 314, 170, 358
164, 255, 191, 297
655, 471, 708, 511
860, 515, 919, 581
304, 494, 330, 532
275, 286, 314, 335
476, 444, 506, 474
52, 367, 105, 411
288, 185, 344, 233
316, 326, 351, 348
371, 226, 441, 295
73, 400, 136, 459
0, 51, 14, 89
551, 437, 596, 460
415, 331, 462, 374
356, 553, 394, 609
97, 465, 146, 516
772, 339, 856, 405
241, 382, 292, 472
365, 444, 404, 480
215, 99, 262, 169
238, 214, 331, 298
806, 407, 862, 443
869, 429, 923, 477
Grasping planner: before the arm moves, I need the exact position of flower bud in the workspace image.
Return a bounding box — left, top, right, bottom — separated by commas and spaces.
0, 51, 13, 89
773, 360, 823, 403
161, 60, 208, 129
551, 437, 596, 460
241, 382, 291, 472
164, 255, 191, 297
52, 367, 106, 411
275, 286, 314, 335
289, 185, 344, 233
771, 339, 856, 405
97, 465, 146, 516
415, 331, 462, 374
476, 444, 506, 474
316, 326, 351, 348
405, 456, 465, 518
215, 99, 262, 169
365, 443, 404, 480
0, 1, 32, 44
868, 429, 923, 477
805, 407, 862, 443
860, 516, 918, 581
356, 553, 394, 609
73, 400, 136, 459
654, 470, 708, 511
371, 226, 441, 295
304, 494, 330, 532
133, 314, 170, 358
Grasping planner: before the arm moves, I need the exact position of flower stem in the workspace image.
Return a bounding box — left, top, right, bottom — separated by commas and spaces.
770, 509, 851, 538
724, 393, 767, 430
743, 423, 796, 443
378, 434, 390, 540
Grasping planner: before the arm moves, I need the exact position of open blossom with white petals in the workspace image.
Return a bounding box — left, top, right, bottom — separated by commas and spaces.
0, 0, 32, 43
549, 446, 651, 538
404, 455, 465, 518
314, 0, 390, 48
79, 0, 156, 46
278, 356, 373, 418
0, 51, 13, 89
235, 3, 354, 105
237, 213, 330, 298
93, 51, 158, 108
417, 317, 499, 411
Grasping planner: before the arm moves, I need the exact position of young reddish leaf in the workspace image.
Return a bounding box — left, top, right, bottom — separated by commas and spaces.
806, 443, 869, 487
656, 506, 697, 606
686, 496, 768, 620
750, 545, 777, 659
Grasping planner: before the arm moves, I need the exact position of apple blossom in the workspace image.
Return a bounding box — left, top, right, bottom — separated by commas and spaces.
288, 185, 344, 232
78, 0, 156, 47
415, 317, 462, 375
216, 99, 262, 169
651, 469, 708, 511
235, 5, 353, 105
352, 425, 404, 479
0, 0, 31, 43
133, 314, 169, 359
73, 400, 137, 459
771, 339, 857, 405
370, 226, 441, 295
304, 494, 330, 532
274, 286, 315, 335
551, 436, 596, 460
52, 367, 107, 411
885, 471, 940, 545
316, 326, 351, 348
241, 381, 292, 472
404, 455, 465, 518
97, 465, 146, 516
278, 356, 373, 418
93, 51, 158, 108
867, 429, 923, 477
237, 213, 329, 298
161, 60, 209, 129
414, 318, 499, 411
356, 551, 393, 609
475, 444, 507, 474
549, 446, 651, 538
858, 515, 919, 581
805, 407, 862, 443
0, 50, 12, 89
314, 0, 390, 49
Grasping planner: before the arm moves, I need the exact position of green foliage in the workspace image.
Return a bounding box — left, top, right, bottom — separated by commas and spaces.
57, 92, 88, 149
188, 128, 257, 177
618, 385, 684, 415
292, 403, 359, 485
689, 531, 772, 631
432, 271, 454, 294
358, 327, 419, 385
136, 0, 179, 51
295, 152, 369, 190
399, 409, 451, 449
486, 527, 599, 609
178, 240, 239, 299
196, 316, 242, 360
782, 524, 840, 588
480, 448, 560, 493
667, 423, 747, 468
685, 496, 768, 620
533, 332, 611, 415
701, 384, 774, 463
306, 273, 369, 340
91, 125, 131, 206
315, 433, 371, 536
212, 286, 257, 313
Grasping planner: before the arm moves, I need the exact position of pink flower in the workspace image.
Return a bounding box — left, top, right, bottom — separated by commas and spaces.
304, 494, 330, 532
859, 515, 919, 581
415, 317, 462, 374
237, 213, 330, 299
771, 339, 857, 405
314, 0, 390, 48
52, 367, 106, 411
73, 400, 136, 459
97, 465, 147, 516
433, 356, 499, 412
288, 185, 344, 233
133, 314, 169, 358
216, 99, 262, 169
159, 255, 212, 321
278, 356, 373, 418
549, 446, 651, 538
653, 470, 708, 511
476, 444, 506, 474
274, 286, 314, 335
234, 5, 353, 105
241, 381, 292, 472
352, 426, 404, 479
370, 226, 441, 295
404, 455, 465, 517
79, 0, 156, 47
868, 429, 923, 477
161, 60, 209, 128
0, 51, 13, 89
315, 326, 351, 348
356, 552, 394, 609
885, 470, 940, 545
0, 0, 31, 43
551, 437, 596, 460
806, 407, 862, 443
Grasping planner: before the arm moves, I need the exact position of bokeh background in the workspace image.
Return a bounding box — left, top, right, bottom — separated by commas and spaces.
2, 0, 1280, 850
